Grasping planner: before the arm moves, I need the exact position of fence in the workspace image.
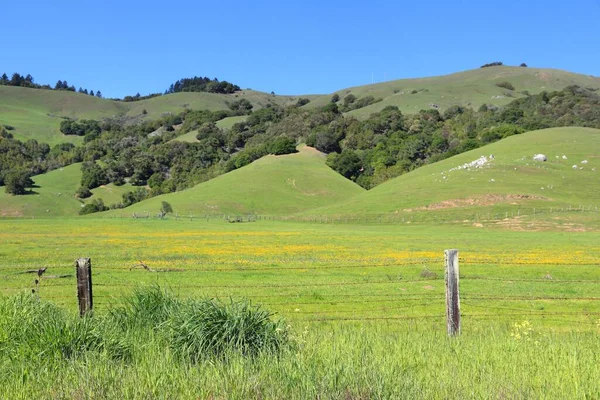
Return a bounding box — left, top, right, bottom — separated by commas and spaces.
2, 251, 599, 334
2, 204, 599, 225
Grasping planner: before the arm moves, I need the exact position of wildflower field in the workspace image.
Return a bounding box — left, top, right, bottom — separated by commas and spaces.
1, 218, 599, 398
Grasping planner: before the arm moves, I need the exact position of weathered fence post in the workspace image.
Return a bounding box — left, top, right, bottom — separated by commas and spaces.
75, 258, 93, 317
445, 249, 460, 336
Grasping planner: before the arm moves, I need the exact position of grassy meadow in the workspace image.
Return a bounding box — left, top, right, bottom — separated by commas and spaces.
0, 218, 599, 398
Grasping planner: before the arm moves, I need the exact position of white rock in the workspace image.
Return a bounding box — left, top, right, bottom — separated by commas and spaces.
572, 165, 578, 169
581, 160, 588, 164
562, 155, 568, 160
533, 154, 547, 162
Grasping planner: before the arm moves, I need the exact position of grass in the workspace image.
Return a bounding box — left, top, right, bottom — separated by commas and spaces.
0, 85, 311, 145
0, 163, 133, 217
115, 145, 365, 216
3, 66, 599, 145
0, 218, 599, 398
307, 66, 600, 118
309, 127, 600, 227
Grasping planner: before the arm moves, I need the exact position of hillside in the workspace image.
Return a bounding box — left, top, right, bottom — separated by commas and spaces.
0, 85, 307, 145
309, 66, 600, 118
3, 66, 599, 146
0, 163, 133, 217
111, 145, 365, 216
310, 127, 600, 225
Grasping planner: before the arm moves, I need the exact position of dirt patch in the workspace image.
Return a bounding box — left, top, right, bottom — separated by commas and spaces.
407, 194, 546, 211
494, 216, 591, 232
423, 286, 434, 290
536, 72, 552, 81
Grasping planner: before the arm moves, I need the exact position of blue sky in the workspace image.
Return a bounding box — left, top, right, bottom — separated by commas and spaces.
2, 0, 599, 98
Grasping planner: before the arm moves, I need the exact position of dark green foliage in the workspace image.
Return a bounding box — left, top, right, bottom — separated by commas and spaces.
75, 186, 92, 199
295, 98, 310, 107
160, 201, 173, 214
268, 137, 297, 155
79, 198, 108, 214
60, 119, 102, 137
80, 161, 108, 189
167, 76, 240, 94
480, 62, 503, 68
496, 81, 515, 91
227, 99, 253, 115
122, 187, 149, 207
326, 150, 362, 180
520, 63, 528, 67
331, 93, 340, 103
4, 170, 33, 195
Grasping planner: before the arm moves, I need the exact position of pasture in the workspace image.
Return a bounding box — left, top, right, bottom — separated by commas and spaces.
1, 217, 599, 397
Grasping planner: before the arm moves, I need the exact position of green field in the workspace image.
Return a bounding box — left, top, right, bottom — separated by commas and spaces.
1, 218, 599, 397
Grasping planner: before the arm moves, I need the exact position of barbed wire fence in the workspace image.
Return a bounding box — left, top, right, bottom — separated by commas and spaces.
1, 253, 599, 330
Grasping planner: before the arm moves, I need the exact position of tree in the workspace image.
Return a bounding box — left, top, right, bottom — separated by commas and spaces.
326, 150, 362, 180
159, 201, 173, 218
331, 93, 340, 103
90, 90, 95, 96
520, 63, 528, 67
96, 91, 102, 98
0, 73, 8, 84
268, 136, 297, 155
4, 170, 33, 195
80, 161, 108, 189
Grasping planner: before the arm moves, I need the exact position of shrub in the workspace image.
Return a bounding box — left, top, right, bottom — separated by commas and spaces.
75, 186, 92, 199
268, 136, 297, 155
480, 61, 503, 68
330, 93, 340, 103
496, 81, 515, 91
79, 198, 108, 215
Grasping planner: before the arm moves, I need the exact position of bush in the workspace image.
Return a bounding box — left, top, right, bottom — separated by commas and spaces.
79, 198, 108, 215
496, 81, 515, 91
268, 136, 297, 155
75, 186, 92, 199
330, 93, 340, 103
480, 61, 503, 68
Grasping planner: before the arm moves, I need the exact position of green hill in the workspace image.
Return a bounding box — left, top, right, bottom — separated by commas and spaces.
309, 66, 600, 118
0, 86, 307, 145
112, 145, 365, 216
3, 66, 599, 146
0, 163, 133, 217
310, 127, 600, 224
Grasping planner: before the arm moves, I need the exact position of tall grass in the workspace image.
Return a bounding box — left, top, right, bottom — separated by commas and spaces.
1, 290, 599, 398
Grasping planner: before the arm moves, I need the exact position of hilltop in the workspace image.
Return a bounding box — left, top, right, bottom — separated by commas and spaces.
309, 127, 600, 227
110, 145, 365, 217
311, 66, 600, 118
0, 85, 308, 145
2, 66, 599, 146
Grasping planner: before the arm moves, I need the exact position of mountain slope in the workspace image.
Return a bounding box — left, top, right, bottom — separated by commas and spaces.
0, 86, 308, 145
309, 66, 600, 118
310, 127, 600, 220
112, 145, 366, 216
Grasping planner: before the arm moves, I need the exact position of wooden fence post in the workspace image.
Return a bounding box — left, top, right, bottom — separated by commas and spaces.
75, 258, 93, 317
445, 249, 460, 336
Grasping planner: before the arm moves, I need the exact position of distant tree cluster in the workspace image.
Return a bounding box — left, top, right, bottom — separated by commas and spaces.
120, 93, 162, 102
166, 76, 240, 94
0, 72, 103, 97
480, 62, 504, 68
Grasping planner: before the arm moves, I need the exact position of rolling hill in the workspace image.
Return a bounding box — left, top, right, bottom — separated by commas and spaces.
0, 163, 134, 217
0, 85, 307, 145
109, 145, 365, 217
309, 66, 600, 118
309, 127, 600, 226
3, 66, 599, 146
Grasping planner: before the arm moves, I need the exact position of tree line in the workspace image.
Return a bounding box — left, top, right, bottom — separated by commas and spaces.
2, 85, 599, 213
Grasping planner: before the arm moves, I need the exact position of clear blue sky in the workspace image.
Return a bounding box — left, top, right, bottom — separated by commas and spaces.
2, 0, 599, 98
